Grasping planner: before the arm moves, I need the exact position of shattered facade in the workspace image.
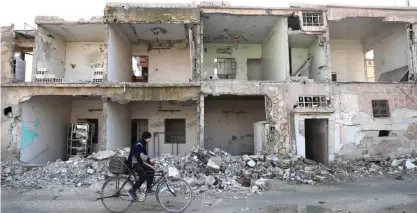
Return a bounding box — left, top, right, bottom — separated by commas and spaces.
1, 2, 417, 165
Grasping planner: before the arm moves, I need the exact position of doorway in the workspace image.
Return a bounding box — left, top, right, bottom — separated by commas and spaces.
247, 59, 262, 80
304, 118, 328, 164
131, 119, 149, 145
132, 56, 149, 82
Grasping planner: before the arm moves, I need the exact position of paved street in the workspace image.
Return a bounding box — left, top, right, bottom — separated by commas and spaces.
2, 179, 417, 213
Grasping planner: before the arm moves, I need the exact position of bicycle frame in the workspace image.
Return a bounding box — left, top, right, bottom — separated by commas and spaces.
98, 169, 176, 201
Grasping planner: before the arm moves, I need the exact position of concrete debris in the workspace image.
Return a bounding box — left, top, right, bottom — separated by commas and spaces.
168, 166, 180, 178
2, 147, 417, 202
405, 160, 417, 170
88, 150, 116, 160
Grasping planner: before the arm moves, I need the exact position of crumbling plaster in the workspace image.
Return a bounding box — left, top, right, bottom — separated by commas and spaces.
32, 26, 66, 79
289, 82, 417, 160
1, 26, 14, 83
104, 4, 199, 24
326, 6, 417, 23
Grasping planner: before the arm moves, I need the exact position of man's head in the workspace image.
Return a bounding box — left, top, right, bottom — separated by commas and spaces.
141, 131, 152, 142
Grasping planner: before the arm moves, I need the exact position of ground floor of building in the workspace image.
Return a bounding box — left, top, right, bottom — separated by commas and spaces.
2, 82, 417, 164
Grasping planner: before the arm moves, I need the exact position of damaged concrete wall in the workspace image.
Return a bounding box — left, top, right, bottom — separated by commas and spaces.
133, 43, 191, 82
64, 42, 104, 82
105, 101, 131, 150
330, 39, 366, 81
104, 4, 199, 24
70, 99, 104, 153
288, 82, 417, 160
204, 99, 265, 155
20, 96, 71, 164
131, 101, 197, 157
107, 25, 132, 82
202, 44, 261, 80
33, 26, 66, 79
336, 84, 417, 158
261, 18, 288, 81
201, 82, 290, 155
363, 25, 408, 80
1, 26, 14, 83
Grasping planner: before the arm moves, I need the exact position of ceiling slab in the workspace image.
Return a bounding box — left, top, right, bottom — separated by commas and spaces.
119, 23, 187, 43
203, 14, 279, 43
329, 18, 396, 39
41, 24, 105, 42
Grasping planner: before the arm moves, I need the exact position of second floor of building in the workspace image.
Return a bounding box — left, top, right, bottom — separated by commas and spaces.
2, 2, 417, 85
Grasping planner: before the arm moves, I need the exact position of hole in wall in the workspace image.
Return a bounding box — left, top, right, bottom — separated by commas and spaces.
288, 15, 301, 31
378, 130, 390, 137
3, 107, 12, 117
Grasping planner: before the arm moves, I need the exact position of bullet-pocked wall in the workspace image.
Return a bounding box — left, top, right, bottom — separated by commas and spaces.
33, 23, 105, 83
131, 101, 198, 157
204, 95, 266, 155
288, 82, 417, 161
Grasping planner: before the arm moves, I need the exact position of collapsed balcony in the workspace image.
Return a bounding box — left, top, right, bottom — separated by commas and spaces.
202, 14, 288, 81
33, 18, 105, 83
329, 17, 411, 82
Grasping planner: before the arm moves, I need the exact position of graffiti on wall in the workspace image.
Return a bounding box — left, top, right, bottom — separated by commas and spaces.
20, 119, 40, 149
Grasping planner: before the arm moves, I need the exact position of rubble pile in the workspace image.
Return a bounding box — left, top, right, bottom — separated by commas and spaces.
2, 147, 417, 197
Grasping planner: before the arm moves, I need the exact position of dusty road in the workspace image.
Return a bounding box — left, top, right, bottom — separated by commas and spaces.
2, 179, 417, 213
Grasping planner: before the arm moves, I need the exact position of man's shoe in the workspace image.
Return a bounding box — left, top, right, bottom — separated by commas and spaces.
145, 189, 155, 194
128, 189, 138, 200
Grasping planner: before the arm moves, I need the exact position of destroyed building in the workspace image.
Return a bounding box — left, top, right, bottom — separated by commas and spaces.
1, 2, 417, 165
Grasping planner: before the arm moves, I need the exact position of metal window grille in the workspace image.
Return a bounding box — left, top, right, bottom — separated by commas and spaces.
215, 58, 237, 79
298, 96, 329, 107
302, 12, 324, 26
165, 119, 186, 144
372, 100, 390, 117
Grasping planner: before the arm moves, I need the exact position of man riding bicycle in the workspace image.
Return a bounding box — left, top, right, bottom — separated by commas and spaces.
127, 131, 156, 200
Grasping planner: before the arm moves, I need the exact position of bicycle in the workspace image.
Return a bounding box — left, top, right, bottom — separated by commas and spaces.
96, 157, 192, 213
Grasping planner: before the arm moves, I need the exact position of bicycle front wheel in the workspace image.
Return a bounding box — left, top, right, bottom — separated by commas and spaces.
156, 177, 192, 213
100, 175, 135, 213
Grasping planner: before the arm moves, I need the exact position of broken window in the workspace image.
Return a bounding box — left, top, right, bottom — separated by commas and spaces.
372, 100, 390, 118
298, 96, 330, 108
302, 12, 324, 26
165, 119, 186, 144
132, 56, 148, 82
214, 58, 237, 79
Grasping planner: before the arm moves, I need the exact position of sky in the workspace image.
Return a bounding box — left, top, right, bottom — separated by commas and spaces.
0, 0, 416, 30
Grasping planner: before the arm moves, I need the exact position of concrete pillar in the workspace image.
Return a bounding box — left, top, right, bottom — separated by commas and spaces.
197, 94, 204, 148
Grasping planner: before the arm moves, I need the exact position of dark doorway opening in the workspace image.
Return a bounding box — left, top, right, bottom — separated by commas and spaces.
305, 118, 328, 164
131, 119, 149, 145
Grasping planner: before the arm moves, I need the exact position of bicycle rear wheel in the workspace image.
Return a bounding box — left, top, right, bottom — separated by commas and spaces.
156, 177, 192, 213
100, 175, 135, 213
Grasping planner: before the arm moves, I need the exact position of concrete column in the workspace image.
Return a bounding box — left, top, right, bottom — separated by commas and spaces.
197, 94, 204, 148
